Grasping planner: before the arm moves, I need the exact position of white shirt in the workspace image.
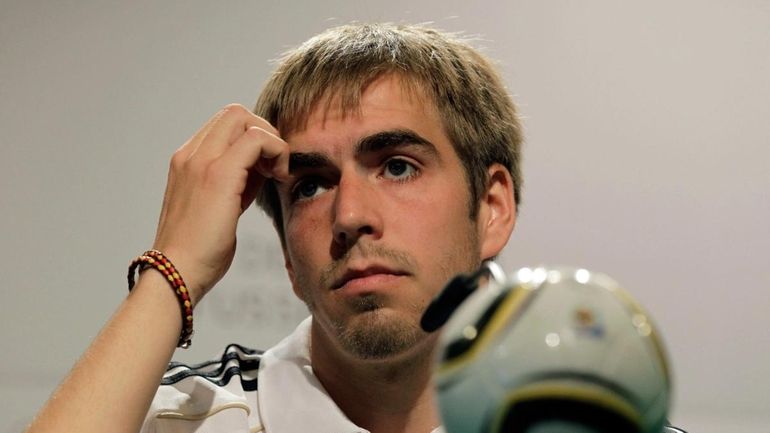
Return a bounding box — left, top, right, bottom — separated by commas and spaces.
141, 318, 444, 433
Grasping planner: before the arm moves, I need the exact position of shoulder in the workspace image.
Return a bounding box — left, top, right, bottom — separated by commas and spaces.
142, 343, 265, 433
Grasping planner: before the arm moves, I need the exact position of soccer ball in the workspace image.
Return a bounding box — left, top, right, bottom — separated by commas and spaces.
433, 265, 671, 433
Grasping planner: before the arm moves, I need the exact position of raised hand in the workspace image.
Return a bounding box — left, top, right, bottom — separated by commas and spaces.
152, 104, 289, 305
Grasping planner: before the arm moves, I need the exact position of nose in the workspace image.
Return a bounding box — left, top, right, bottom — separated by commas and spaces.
332, 173, 383, 249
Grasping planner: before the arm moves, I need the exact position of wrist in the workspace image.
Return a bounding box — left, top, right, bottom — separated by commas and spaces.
148, 246, 213, 307
128, 250, 194, 348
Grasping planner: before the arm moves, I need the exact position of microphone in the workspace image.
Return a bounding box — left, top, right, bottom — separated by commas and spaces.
420, 261, 505, 332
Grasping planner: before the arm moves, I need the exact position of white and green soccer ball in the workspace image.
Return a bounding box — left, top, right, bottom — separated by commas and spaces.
433, 264, 671, 433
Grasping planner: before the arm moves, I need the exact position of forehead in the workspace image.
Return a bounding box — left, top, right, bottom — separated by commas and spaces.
283, 74, 448, 153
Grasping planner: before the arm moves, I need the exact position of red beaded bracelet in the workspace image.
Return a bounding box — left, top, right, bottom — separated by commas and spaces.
128, 250, 193, 348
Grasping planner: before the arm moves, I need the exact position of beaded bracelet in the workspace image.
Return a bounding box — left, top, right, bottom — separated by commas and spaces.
128, 250, 193, 348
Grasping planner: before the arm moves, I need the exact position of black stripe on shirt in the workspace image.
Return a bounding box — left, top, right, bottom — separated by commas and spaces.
161, 343, 262, 391
166, 343, 261, 370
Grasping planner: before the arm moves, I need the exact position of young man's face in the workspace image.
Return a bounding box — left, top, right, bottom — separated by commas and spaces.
278, 74, 493, 361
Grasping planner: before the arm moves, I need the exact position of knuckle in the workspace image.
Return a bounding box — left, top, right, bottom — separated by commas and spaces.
260, 119, 279, 136
170, 149, 187, 170
245, 125, 267, 139
221, 103, 250, 118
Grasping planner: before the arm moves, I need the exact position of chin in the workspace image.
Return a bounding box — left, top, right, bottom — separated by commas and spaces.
336, 308, 432, 361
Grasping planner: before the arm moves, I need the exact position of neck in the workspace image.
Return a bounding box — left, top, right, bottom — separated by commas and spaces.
310, 321, 442, 433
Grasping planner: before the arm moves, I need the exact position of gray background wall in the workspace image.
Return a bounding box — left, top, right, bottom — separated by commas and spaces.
1, 1, 768, 432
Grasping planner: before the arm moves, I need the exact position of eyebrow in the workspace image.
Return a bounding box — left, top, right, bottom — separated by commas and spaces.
288, 129, 438, 173
288, 152, 331, 172
355, 129, 437, 156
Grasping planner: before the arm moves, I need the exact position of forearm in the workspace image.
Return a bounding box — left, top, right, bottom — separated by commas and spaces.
26, 271, 182, 433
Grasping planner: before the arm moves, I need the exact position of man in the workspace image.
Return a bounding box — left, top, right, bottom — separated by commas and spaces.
25, 22, 519, 433
27, 23, 684, 433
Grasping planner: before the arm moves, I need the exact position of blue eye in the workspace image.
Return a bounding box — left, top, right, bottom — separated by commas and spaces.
291, 178, 329, 202
383, 158, 418, 180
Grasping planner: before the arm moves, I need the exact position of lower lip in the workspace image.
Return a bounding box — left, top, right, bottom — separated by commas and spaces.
336, 273, 406, 296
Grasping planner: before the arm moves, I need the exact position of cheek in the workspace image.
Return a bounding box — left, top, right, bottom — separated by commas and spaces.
400, 181, 470, 226
285, 207, 329, 269
395, 186, 478, 261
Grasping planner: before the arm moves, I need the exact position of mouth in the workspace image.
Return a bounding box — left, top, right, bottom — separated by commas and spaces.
332, 265, 410, 292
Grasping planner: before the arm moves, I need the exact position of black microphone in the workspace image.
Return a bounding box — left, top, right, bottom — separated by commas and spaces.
421, 262, 505, 332
420, 273, 477, 332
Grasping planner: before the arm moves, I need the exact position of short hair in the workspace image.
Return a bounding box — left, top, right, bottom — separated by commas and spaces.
254, 23, 523, 241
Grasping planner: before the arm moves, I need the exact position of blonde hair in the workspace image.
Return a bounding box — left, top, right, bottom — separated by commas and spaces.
254, 23, 523, 239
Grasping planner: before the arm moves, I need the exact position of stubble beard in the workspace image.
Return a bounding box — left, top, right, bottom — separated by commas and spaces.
296, 229, 482, 360
333, 294, 427, 360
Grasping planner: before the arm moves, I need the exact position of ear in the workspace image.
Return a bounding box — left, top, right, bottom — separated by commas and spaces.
477, 164, 517, 260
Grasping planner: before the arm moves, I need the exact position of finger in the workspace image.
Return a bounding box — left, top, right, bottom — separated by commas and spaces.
191, 104, 278, 162
173, 108, 228, 162
255, 137, 291, 182
255, 149, 290, 182
214, 126, 289, 213
246, 130, 290, 213
218, 126, 290, 180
